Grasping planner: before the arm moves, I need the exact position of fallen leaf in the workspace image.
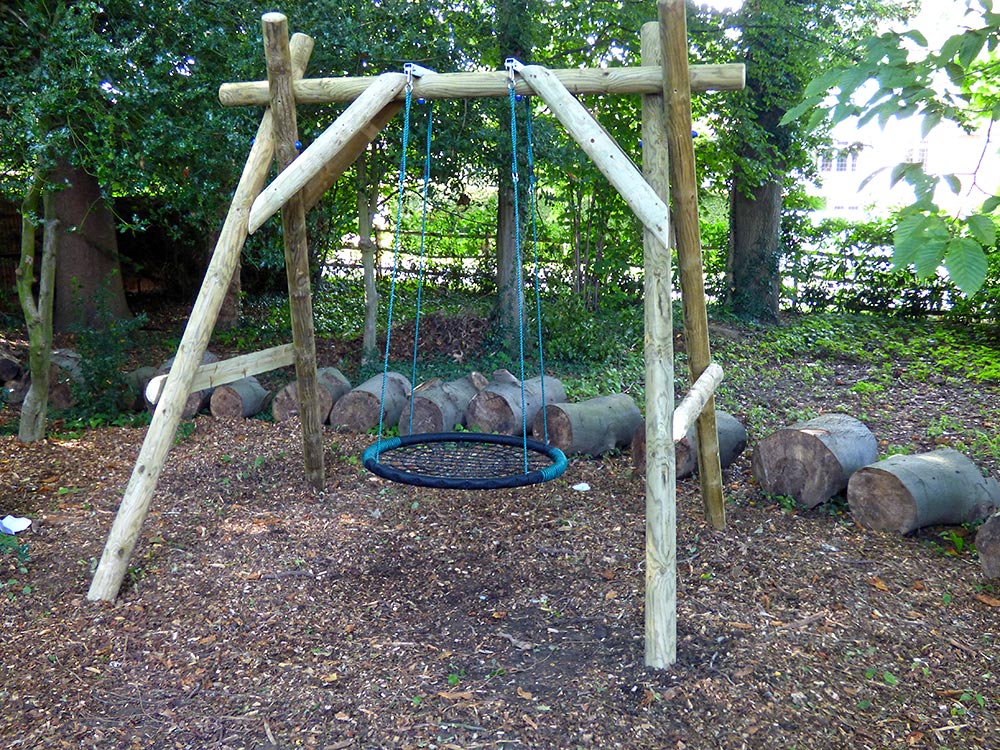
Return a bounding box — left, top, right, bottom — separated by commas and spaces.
517, 686, 533, 700
437, 691, 474, 701
728, 622, 754, 630
974, 593, 1000, 607
600, 569, 616, 581
869, 577, 889, 592
906, 731, 924, 745
522, 714, 538, 730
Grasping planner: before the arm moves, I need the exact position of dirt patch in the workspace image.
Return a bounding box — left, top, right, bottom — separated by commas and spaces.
1, 321, 999, 750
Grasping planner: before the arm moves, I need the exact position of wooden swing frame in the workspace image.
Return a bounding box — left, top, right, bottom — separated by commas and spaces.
88, 0, 744, 670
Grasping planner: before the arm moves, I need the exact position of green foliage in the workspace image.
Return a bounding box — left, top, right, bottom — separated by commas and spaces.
0, 533, 30, 571
71, 305, 147, 420
783, 0, 1000, 297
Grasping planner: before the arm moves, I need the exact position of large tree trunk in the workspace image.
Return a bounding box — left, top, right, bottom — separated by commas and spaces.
727, 171, 781, 323
357, 151, 379, 366
495, 181, 521, 357
751, 413, 877, 508
50, 161, 132, 331
847, 448, 1000, 534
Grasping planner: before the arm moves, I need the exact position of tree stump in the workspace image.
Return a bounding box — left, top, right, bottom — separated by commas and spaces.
751, 413, 877, 508
148, 351, 219, 418
465, 369, 566, 435
272, 367, 351, 423
847, 448, 1000, 534
210, 376, 270, 419
631, 410, 747, 478
399, 372, 488, 435
976, 512, 1000, 579
535, 393, 641, 456
330, 371, 410, 433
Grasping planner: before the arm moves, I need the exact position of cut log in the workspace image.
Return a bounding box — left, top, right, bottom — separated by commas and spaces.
120, 366, 159, 411
751, 413, 877, 509
631, 410, 747, 478
272, 366, 351, 423
329, 371, 410, 433
399, 372, 488, 435
148, 351, 219, 418
465, 369, 566, 435
976, 512, 1000, 579
847, 448, 1000, 535
535, 393, 641, 457
0, 349, 21, 383
210, 376, 270, 419
48, 349, 84, 411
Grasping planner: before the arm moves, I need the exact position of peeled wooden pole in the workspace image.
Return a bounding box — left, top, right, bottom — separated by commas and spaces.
301, 102, 402, 213
514, 62, 670, 251
639, 22, 677, 669
671, 362, 723, 442
249, 72, 407, 233
88, 32, 315, 602
659, 0, 726, 530
263, 13, 324, 489
219, 63, 746, 108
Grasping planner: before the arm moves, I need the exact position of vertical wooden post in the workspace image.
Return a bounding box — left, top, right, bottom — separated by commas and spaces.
262, 13, 324, 489
87, 31, 315, 602
640, 22, 677, 669
658, 0, 726, 530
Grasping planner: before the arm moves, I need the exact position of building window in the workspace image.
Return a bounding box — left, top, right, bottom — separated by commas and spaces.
836, 152, 848, 171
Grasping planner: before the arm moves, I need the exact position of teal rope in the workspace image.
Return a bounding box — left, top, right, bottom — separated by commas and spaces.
523, 98, 549, 445
375, 86, 414, 458
508, 79, 529, 473
407, 101, 434, 434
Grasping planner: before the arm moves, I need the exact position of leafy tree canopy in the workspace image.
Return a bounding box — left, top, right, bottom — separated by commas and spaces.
782, 0, 1000, 296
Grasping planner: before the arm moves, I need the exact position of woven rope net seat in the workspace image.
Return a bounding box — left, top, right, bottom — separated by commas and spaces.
363, 432, 567, 490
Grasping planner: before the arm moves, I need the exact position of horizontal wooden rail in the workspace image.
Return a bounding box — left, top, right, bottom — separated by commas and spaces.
219, 63, 745, 107
672, 361, 724, 442
145, 344, 296, 406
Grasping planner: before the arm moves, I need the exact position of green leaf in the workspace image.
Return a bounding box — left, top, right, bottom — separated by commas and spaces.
945, 238, 988, 295
920, 112, 942, 139
913, 236, 949, 279
959, 31, 987, 68
982, 195, 1000, 214
942, 174, 962, 195
967, 214, 997, 246
893, 214, 932, 267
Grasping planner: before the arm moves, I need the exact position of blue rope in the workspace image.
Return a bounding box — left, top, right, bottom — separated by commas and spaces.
523, 98, 549, 445
508, 77, 529, 473
406, 101, 434, 434
375, 85, 414, 458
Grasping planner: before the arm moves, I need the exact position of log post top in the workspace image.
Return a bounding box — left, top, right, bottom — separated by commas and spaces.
219, 63, 745, 107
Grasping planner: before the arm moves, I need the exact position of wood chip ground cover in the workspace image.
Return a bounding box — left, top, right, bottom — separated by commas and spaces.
1, 321, 999, 749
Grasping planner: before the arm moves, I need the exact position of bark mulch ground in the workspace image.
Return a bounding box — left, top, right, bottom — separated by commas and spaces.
1, 318, 999, 750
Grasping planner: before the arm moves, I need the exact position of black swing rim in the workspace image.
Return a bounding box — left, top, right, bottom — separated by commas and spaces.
363, 432, 568, 490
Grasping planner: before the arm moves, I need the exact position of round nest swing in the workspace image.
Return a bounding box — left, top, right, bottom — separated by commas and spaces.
363, 432, 567, 490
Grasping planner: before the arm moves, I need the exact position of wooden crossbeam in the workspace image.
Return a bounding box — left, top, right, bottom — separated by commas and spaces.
145, 344, 296, 405
219, 64, 745, 107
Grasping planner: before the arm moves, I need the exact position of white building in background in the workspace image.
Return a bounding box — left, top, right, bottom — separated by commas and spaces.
808, 116, 1000, 222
